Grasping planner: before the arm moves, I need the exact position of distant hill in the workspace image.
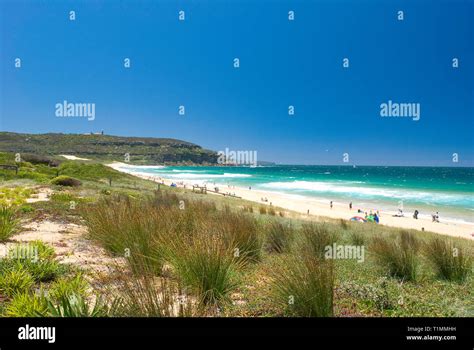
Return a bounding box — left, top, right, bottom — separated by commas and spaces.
0, 132, 218, 165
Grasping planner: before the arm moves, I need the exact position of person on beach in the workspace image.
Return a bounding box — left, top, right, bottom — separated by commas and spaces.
413, 210, 419, 219
307, 209, 310, 215
374, 212, 379, 223
349, 202, 352, 210
330, 201, 333, 209
432, 212, 440, 222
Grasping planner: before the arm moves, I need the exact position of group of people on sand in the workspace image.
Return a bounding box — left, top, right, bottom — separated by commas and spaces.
335, 200, 441, 225
344, 200, 442, 224
366, 211, 380, 223
328, 200, 381, 223
395, 208, 440, 223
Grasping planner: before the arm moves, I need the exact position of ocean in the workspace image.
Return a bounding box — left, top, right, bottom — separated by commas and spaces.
123, 165, 474, 224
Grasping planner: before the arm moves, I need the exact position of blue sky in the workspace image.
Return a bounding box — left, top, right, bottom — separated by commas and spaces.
1, 0, 473, 166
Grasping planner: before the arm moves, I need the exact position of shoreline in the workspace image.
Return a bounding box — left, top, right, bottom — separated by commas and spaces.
107, 162, 474, 241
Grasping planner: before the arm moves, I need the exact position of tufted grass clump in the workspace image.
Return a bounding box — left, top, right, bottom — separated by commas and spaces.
271, 253, 334, 317
425, 238, 472, 283
266, 221, 294, 253
0, 205, 19, 241
371, 231, 420, 281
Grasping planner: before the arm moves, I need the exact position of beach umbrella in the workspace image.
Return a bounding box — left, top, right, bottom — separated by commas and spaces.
350, 216, 367, 223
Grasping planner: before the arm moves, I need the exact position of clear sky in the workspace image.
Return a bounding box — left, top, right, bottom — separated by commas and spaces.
1, 0, 473, 166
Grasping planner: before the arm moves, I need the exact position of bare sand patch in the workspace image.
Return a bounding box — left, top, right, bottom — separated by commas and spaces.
26, 187, 53, 203
59, 155, 90, 161
0, 219, 122, 276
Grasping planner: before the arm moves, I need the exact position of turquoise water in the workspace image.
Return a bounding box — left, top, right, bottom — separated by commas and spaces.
126, 165, 474, 223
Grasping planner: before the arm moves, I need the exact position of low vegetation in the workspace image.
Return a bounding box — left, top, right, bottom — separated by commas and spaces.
51, 175, 82, 187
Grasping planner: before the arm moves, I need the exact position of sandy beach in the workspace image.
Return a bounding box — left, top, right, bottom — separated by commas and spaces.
107, 162, 474, 241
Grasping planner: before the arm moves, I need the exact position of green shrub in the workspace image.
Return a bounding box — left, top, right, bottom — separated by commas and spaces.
0, 267, 34, 297
50, 192, 77, 202
0, 205, 19, 241
371, 231, 420, 281
20, 205, 34, 213
338, 279, 392, 311
48, 274, 89, 301
4, 292, 48, 317
7, 242, 63, 282
271, 254, 334, 317
9, 240, 55, 261
42, 293, 110, 317
51, 175, 82, 187
25, 260, 64, 282
425, 238, 472, 282
20, 154, 61, 167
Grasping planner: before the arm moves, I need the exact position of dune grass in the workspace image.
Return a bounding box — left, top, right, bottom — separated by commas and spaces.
425, 238, 472, 283
298, 222, 340, 259
163, 230, 242, 308
83, 192, 257, 308
82, 193, 171, 275
271, 253, 334, 317
113, 269, 200, 317
371, 231, 420, 281
349, 230, 367, 246
218, 210, 262, 263
265, 221, 294, 253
